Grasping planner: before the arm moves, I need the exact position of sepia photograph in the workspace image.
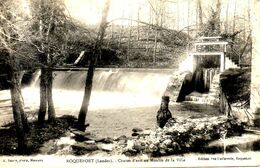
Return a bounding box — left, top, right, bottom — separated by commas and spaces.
0, 0, 259, 167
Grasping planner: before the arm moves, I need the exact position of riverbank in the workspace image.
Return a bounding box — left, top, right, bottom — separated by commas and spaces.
1, 112, 257, 156
0, 115, 76, 155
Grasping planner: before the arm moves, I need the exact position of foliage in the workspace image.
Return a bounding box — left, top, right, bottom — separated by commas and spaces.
29, 0, 69, 66
102, 25, 188, 68
197, 8, 221, 37
0, 0, 37, 69
0, 115, 76, 155
196, 4, 251, 67
220, 68, 251, 107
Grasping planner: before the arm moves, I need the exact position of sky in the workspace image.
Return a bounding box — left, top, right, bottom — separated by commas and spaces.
19, 0, 250, 32
64, 0, 250, 30
64, 0, 142, 25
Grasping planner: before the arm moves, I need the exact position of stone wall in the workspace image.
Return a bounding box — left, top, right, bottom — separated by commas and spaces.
251, 0, 260, 126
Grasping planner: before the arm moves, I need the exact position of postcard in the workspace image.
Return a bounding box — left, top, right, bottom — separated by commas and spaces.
0, 0, 259, 167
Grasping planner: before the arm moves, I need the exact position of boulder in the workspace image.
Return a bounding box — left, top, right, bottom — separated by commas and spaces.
162, 139, 172, 147
70, 129, 93, 142
95, 137, 106, 143
103, 137, 114, 144
143, 129, 151, 135
84, 140, 96, 144
72, 143, 98, 152
115, 135, 127, 141
118, 139, 127, 146
132, 127, 143, 132
100, 144, 114, 152
126, 140, 134, 149
95, 137, 114, 144
122, 148, 138, 156
132, 132, 139, 136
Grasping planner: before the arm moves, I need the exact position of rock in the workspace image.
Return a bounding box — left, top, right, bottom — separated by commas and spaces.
115, 135, 127, 141
162, 139, 172, 147
72, 142, 98, 152
150, 131, 156, 137
123, 148, 138, 156
64, 131, 72, 137
159, 149, 167, 155
39, 139, 58, 154
126, 140, 134, 149
167, 147, 174, 154
139, 129, 151, 136
164, 127, 178, 135
70, 130, 93, 142
132, 132, 139, 136
95, 137, 105, 143
132, 127, 143, 132
156, 132, 163, 137
158, 142, 167, 151
171, 142, 181, 151
148, 144, 158, 152
74, 135, 94, 142
56, 137, 76, 146
176, 72, 194, 102
118, 139, 127, 146
55, 145, 72, 155
119, 115, 245, 156
95, 137, 114, 144
70, 129, 91, 137
100, 144, 114, 152
84, 140, 96, 144
103, 137, 114, 144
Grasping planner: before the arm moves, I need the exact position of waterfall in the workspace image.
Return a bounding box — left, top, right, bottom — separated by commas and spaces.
203, 68, 219, 92
21, 68, 172, 113
176, 68, 220, 104
29, 70, 41, 87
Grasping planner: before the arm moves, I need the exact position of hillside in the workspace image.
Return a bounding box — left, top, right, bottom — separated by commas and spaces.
66, 24, 190, 68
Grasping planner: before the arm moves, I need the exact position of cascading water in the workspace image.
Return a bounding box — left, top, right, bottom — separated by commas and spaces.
176, 68, 220, 105
203, 68, 219, 92
21, 68, 172, 115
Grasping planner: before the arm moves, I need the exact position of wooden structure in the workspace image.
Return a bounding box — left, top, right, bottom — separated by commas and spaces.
189, 36, 229, 72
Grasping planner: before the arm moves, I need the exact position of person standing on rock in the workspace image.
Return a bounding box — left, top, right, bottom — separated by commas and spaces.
157, 96, 172, 128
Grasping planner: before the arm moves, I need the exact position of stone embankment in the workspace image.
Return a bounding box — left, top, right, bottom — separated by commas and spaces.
43, 116, 246, 156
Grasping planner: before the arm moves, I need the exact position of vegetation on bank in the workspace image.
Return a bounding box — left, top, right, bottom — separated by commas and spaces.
0, 115, 76, 155
220, 68, 251, 108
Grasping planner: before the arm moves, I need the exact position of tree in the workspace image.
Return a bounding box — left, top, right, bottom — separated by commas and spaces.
0, 0, 33, 153
127, 8, 132, 62
198, 4, 221, 37
148, 0, 165, 64
197, 0, 203, 30
29, 0, 68, 124
187, 0, 190, 53
77, 0, 111, 131
232, 0, 237, 33
225, 0, 229, 33
215, 0, 221, 34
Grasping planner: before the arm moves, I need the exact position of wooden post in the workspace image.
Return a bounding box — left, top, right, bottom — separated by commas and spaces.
157, 96, 172, 128
220, 52, 225, 72
191, 53, 196, 72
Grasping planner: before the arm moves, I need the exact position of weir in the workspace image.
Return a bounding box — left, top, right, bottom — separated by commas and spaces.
24, 68, 173, 112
